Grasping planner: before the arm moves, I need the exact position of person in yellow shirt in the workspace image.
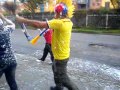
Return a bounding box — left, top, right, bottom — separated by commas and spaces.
15, 2, 79, 90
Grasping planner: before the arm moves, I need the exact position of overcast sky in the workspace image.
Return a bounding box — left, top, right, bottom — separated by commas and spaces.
0, 0, 20, 3
0, 0, 17, 2
0, 0, 6, 1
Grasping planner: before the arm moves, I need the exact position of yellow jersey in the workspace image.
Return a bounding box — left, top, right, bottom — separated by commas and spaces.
48, 18, 73, 60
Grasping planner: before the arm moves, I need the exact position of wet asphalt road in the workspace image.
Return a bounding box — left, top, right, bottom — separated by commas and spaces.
0, 29, 120, 90
11, 29, 120, 69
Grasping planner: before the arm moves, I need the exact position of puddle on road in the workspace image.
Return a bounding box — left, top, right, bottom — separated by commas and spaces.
89, 43, 120, 50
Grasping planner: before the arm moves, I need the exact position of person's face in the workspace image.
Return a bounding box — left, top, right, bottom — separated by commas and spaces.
0, 9, 3, 13
54, 13, 60, 19
0, 8, 6, 14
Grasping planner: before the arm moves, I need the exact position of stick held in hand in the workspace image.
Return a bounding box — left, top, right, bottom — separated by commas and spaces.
30, 29, 48, 45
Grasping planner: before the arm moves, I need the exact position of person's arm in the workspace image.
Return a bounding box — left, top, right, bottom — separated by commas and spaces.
16, 15, 48, 29
0, 13, 15, 30
4, 18, 15, 30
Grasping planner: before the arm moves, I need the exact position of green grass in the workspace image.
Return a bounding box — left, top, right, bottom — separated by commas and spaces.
73, 28, 120, 35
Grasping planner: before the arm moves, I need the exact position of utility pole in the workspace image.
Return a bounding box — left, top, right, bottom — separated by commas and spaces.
86, 0, 88, 27
14, 0, 16, 5
86, 0, 88, 10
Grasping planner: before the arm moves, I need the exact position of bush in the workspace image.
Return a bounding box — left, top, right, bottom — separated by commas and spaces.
21, 9, 31, 15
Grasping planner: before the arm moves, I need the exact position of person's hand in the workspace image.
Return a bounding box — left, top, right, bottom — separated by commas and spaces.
0, 13, 5, 20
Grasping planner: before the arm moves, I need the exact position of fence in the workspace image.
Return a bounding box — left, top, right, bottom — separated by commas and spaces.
86, 14, 120, 29
7, 13, 120, 29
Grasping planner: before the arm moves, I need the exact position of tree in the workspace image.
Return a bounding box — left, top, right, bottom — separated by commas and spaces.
110, 0, 120, 9
117, 0, 120, 8
19, 0, 48, 14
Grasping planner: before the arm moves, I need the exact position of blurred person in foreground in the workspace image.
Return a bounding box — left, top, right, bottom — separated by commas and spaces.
15, 0, 79, 90
0, 10, 18, 90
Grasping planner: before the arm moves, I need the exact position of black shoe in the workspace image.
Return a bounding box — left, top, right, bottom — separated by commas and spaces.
50, 86, 63, 90
39, 58, 44, 61
50, 87, 55, 90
